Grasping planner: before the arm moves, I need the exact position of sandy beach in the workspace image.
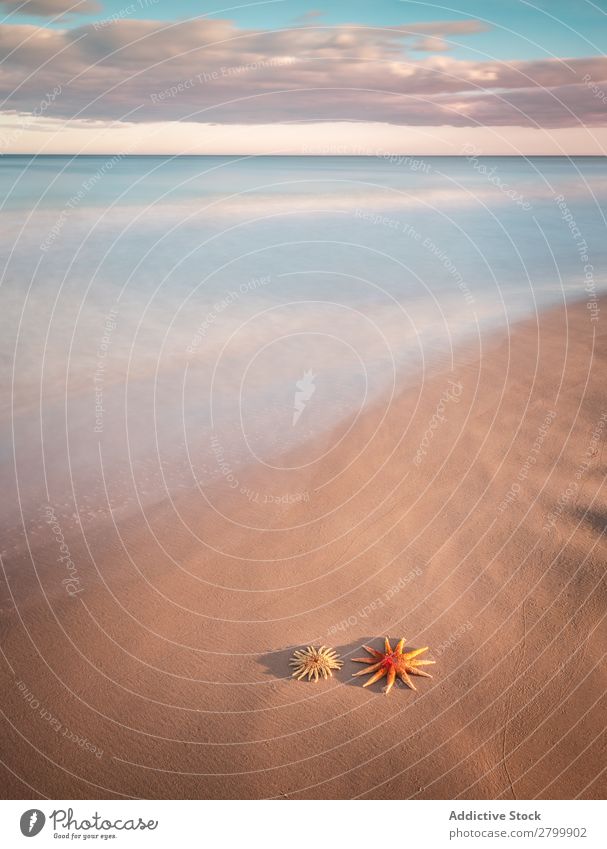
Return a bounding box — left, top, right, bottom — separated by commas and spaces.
1, 296, 606, 800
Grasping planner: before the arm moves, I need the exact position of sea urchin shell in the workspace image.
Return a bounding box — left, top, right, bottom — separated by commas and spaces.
352, 637, 435, 694
290, 645, 343, 682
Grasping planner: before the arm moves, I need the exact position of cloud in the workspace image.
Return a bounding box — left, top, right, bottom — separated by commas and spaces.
292, 10, 325, 26
413, 37, 450, 52
0, 17, 605, 130
0, 0, 99, 16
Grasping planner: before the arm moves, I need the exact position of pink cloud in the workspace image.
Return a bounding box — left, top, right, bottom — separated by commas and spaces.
0, 0, 99, 15
0, 17, 605, 130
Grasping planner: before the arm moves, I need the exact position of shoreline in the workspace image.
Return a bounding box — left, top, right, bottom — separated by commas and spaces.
1, 297, 606, 799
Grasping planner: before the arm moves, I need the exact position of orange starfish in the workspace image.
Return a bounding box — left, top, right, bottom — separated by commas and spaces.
352, 637, 435, 694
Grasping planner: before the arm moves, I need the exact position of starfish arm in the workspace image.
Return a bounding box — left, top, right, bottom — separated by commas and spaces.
362, 668, 387, 688
403, 646, 429, 661
395, 638, 406, 654
384, 666, 397, 695
399, 670, 417, 691
363, 645, 383, 657
352, 656, 380, 664
384, 637, 392, 654
411, 659, 435, 667
352, 661, 383, 677
408, 668, 433, 678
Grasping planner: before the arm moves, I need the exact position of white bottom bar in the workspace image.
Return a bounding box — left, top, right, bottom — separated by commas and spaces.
0, 799, 604, 848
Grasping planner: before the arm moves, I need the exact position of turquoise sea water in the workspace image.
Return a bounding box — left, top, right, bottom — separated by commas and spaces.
2, 155, 606, 536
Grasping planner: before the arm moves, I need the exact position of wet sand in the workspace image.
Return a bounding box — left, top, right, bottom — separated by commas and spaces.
1, 297, 606, 800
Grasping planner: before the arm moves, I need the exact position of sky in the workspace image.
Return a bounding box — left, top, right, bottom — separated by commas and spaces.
0, 0, 606, 153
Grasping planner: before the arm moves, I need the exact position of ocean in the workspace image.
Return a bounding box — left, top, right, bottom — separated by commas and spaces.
2, 155, 606, 537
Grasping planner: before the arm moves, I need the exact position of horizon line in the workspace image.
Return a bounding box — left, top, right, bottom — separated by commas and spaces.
2, 152, 606, 158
